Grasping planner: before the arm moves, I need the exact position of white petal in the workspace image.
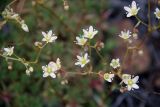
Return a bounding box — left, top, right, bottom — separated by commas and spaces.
84, 53, 88, 59
86, 59, 90, 63
109, 74, 114, 78
76, 37, 80, 41
42, 66, 46, 71
42, 38, 46, 42
83, 29, 88, 34
48, 30, 53, 36
52, 36, 57, 41
132, 1, 137, 8
21, 24, 29, 32
50, 73, 56, 78
156, 8, 159, 12
81, 64, 85, 68
132, 84, 139, 89
43, 72, 49, 77
133, 76, 139, 83
42, 32, 46, 37
93, 30, 98, 35
77, 55, 82, 60
124, 6, 131, 12
127, 13, 132, 17
127, 86, 132, 91
89, 26, 93, 32
4, 48, 9, 52
107, 79, 112, 82
75, 62, 80, 65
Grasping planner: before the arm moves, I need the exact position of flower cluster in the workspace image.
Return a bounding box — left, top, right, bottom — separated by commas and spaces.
75, 26, 98, 46
2, 8, 29, 32
42, 58, 61, 78
124, 1, 160, 20
75, 26, 98, 68
0, 1, 147, 93
103, 59, 139, 91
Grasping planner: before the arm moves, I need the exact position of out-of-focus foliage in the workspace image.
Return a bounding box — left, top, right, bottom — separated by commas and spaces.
0, 0, 160, 107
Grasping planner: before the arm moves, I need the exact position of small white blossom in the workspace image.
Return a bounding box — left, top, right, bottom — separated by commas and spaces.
83, 26, 98, 39
3, 47, 14, 56
75, 53, 90, 68
21, 23, 29, 32
110, 58, 120, 69
103, 73, 115, 82
26, 67, 34, 76
42, 58, 61, 78
154, 8, 160, 19
75, 36, 87, 46
42, 30, 57, 43
123, 76, 139, 91
124, 1, 140, 17
119, 30, 132, 40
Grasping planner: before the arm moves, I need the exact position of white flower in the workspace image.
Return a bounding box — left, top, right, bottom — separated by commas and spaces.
3, 47, 14, 56
110, 58, 120, 69
123, 76, 139, 91
42, 30, 57, 43
21, 23, 29, 32
75, 36, 87, 46
154, 8, 160, 19
75, 53, 90, 68
42, 58, 61, 78
124, 1, 140, 17
103, 73, 115, 82
83, 26, 98, 39
119, 30, 132, 40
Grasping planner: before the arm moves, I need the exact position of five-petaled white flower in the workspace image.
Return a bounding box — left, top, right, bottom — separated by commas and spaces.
75, 53, 90, 68
75, 36, 87, 46
42, 30, 57, 43
3, 47, 14, 56
110, 58, 120, 69
123, 76, 139, 91
83, 26, 98, 39
103, 73, 115, 82
119, 30, 132, 40
124, 1, 140, 17
42, 58, 61, 78
154, 8, 160, 19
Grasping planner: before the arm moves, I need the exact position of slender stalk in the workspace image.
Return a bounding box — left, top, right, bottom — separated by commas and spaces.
148, 0, 151, 32
135, 16, 148, 27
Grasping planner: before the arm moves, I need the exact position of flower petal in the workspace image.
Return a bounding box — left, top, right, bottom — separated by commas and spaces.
50, 72, 56, 78
132, 84, 139, 89
43, 72, 49, 77
124, 6, 131, 12
133, 76, 139, 83
48, 30, 53, 36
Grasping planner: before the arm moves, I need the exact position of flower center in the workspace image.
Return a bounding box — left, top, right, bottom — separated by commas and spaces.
81, 58, 87, 64
80, 39, 86, 45
47, 67, 52, 73
128, 79, 133, 86
104, 74, 109, 80
45, 35, 51, 42
131, 8, 137, 15
157, 11, 160, 17
88, 32, 93, 38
